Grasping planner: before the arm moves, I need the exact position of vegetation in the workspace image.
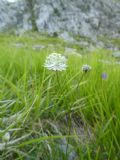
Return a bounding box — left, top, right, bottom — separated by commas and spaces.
0, 33, 120, 159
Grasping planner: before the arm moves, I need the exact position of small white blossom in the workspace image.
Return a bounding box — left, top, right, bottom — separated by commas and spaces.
2, 132, 10, 142
82, 64, 91, 73
44, 53, 67, 71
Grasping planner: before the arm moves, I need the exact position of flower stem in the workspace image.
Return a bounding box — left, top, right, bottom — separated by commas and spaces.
56, 71, 61, 89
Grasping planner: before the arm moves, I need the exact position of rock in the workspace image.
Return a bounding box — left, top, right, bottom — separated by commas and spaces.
65, 48, 77, 53
112, 52, 120, 58
65, 47, 82, 57
115, 61, 120, 65
107, 47, 119, 51
98, 59, 112, 65
59, 32, 75, 42
0, 0, 120, 40
58, 138, 77, 160
13, 42, 25, 48
32, 44, 45, 50
96, 42, 105, 48
79, 41, 90, 47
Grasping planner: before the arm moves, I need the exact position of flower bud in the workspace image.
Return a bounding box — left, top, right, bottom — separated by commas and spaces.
82, 64, 91, 73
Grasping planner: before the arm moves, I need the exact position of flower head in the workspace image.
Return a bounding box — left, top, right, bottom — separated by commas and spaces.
102, 73, 108, 80
82, 64, 92, 73
2, 132, 10, 142
44, 53, 67, 71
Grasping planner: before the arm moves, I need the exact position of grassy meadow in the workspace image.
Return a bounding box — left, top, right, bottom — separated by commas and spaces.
0, 33, 120, 160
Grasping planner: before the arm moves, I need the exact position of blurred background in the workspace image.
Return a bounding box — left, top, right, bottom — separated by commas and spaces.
0, 0, 120, 43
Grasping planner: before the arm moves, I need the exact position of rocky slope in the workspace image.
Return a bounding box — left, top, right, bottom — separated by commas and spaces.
0, 0, 120, 39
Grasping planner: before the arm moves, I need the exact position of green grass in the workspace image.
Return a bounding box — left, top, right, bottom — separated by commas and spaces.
0, 33, 120, 160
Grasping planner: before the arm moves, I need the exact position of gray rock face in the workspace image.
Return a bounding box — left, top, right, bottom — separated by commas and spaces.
0, 0, 9, 31
0, 0, 32, 33
0, 0, 120, 39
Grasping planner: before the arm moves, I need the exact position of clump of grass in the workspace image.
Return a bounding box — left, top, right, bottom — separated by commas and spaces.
0, 33, 120, 159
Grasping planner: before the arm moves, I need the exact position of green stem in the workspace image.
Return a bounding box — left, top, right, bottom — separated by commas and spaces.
76, 72, 85, 91
56, 71, 61, 89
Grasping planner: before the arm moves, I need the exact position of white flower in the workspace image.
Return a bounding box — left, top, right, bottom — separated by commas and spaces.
2, 132, 10, 142
44, 53, 67, 71
82, 64, 91, 73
